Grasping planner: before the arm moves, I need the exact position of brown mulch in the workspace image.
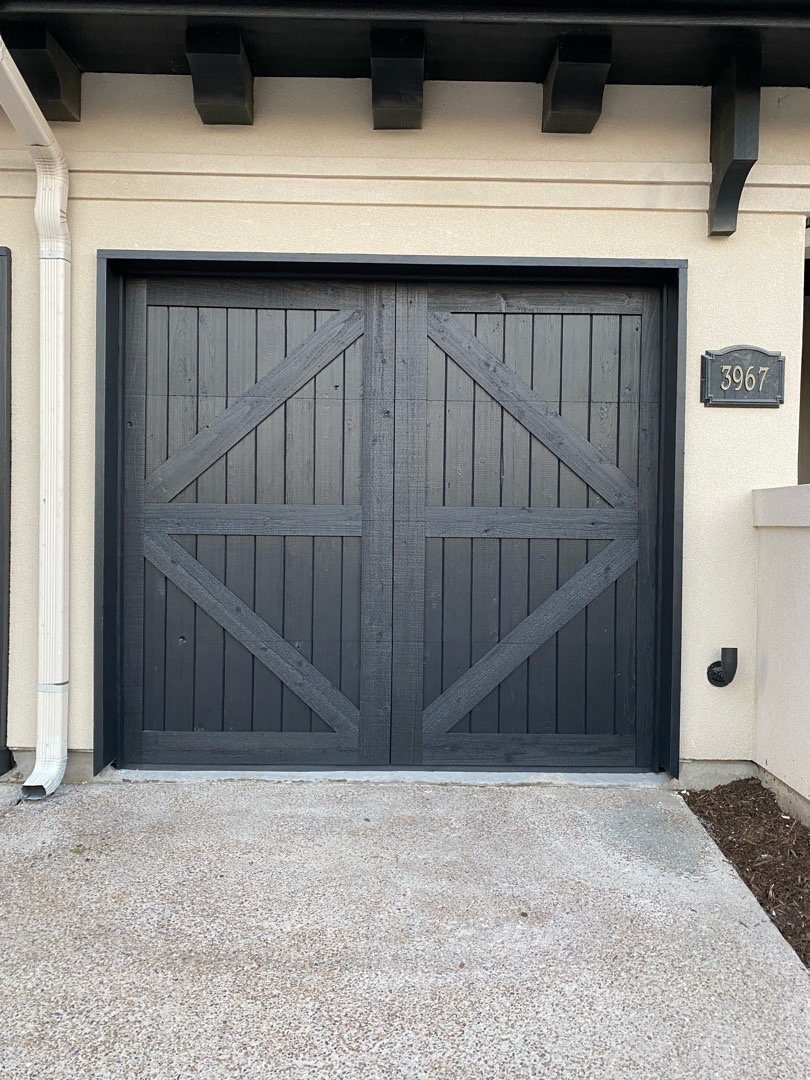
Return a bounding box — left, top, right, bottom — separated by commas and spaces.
683, 778, 810, 968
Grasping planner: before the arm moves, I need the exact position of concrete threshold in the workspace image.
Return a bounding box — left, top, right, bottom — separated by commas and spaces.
109, 767, 669, 788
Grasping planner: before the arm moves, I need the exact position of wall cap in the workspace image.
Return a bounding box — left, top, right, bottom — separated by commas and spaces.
753, 484, 810, 527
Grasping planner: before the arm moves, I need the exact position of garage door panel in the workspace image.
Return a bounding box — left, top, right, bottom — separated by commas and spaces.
145, 307, 364, 504
171, 531, 363, 708
123, 276, 660, 769
418, 282, 653, 766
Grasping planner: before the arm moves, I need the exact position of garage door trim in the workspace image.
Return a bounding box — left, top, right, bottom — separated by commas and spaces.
94, 251, 686, 776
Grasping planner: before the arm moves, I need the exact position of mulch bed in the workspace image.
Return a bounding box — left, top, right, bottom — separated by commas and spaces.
683, 778, 810, 968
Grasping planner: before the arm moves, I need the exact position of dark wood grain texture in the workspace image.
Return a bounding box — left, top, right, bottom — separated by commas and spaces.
428, 310, 638, 509
193, 306, 227, 735
424, 733, 635, 767
144, 532, 360, 738
424, 538, 639, 736
145, 307, 363, 502
391, 283, 427, 762
121, 281, 149, 764
425, 506, 637, 538
118, 272, 666, 771
359, 285, 395, 762
144, 503, 364, 534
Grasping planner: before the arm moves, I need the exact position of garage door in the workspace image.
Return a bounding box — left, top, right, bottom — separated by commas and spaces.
121, 276, 661, 768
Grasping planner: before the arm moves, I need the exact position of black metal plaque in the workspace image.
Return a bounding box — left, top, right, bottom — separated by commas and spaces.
701, 345, 784, 407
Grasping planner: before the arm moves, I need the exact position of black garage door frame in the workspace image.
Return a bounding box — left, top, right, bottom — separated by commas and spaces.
0, 249, 11, 776
94, 252, 686, 776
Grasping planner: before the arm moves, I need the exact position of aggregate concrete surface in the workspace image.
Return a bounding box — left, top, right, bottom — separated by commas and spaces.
0, 780, 807, 1079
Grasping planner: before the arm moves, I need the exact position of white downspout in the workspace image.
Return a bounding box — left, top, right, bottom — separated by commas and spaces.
0, 38, 70, 799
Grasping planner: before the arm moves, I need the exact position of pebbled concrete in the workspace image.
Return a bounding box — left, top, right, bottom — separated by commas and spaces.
0, 780, 807, 1079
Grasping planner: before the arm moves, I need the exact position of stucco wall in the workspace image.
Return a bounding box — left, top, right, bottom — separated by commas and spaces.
753, 486, 810, 801
0, 75, 808, 761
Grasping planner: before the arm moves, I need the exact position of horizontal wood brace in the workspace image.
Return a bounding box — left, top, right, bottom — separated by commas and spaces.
145, 503, 363, 536
141, 730, 357, 767
423, 506, 637, 539
423, 732, 635, 767
145, 504, 637, 541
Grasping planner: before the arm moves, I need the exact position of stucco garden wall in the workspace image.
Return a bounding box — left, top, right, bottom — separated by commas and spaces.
0, 76, 808, 764
753, 486, 810, 803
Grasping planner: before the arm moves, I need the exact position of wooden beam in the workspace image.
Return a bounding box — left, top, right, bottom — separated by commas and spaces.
3, 23, 81, 121
370, 28, 424, 130
709, 47, 761, 236
542, 34, 611, 134
186, 25, 253, 125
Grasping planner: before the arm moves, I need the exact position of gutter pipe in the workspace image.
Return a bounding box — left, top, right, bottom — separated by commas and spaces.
0, 38, 70, 799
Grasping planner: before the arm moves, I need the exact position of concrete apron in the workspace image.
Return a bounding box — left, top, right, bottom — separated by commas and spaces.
0, 780, 807, 1078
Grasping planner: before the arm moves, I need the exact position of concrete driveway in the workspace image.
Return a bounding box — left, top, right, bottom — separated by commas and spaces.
0, 777, 807, 1079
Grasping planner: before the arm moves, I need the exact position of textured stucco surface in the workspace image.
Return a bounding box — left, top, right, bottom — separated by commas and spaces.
0, 77, 808, 759
754, 488, 810, 801
0, 780, 808, 1078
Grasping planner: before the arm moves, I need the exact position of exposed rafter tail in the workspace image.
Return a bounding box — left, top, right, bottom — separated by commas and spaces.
370, 28, 425, 130
186, 25, 254, 126
3, 23, 81, 121
542, 33, 611, 134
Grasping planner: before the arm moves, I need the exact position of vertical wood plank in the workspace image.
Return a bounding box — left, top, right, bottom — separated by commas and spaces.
499, 313, 532, 733
359, 284, 395, 763
283, 309, 316, 731
253, 307, 286, 731
441, 334, 474, 731
391, 283, 427, 764
193, 307, 227, 733
556, 314, 591, 735
469, 312, 500, 734
615, 314, 640, 739
142, 301, 167, 736
341, 338, 363, 709
122, 281, 149, 763
586, 314, 619, 735
164, 306, 198, 732
312, 311, 345, 733
423, 340, 446, 714
223, 307, 257, 733
528, 314, 561, 733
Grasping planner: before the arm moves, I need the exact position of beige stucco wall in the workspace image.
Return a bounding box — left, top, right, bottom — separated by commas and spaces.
753, 487, 810, 801
0, 75, 808, 762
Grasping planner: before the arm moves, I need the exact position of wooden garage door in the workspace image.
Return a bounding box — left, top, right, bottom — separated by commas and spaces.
121, 276, 660, 768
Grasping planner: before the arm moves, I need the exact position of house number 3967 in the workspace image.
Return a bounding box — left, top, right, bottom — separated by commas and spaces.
701, 346, 784, 407
719, 364, 768, 392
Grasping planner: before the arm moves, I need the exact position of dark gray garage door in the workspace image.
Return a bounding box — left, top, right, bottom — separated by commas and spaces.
121, 276, 661, 768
